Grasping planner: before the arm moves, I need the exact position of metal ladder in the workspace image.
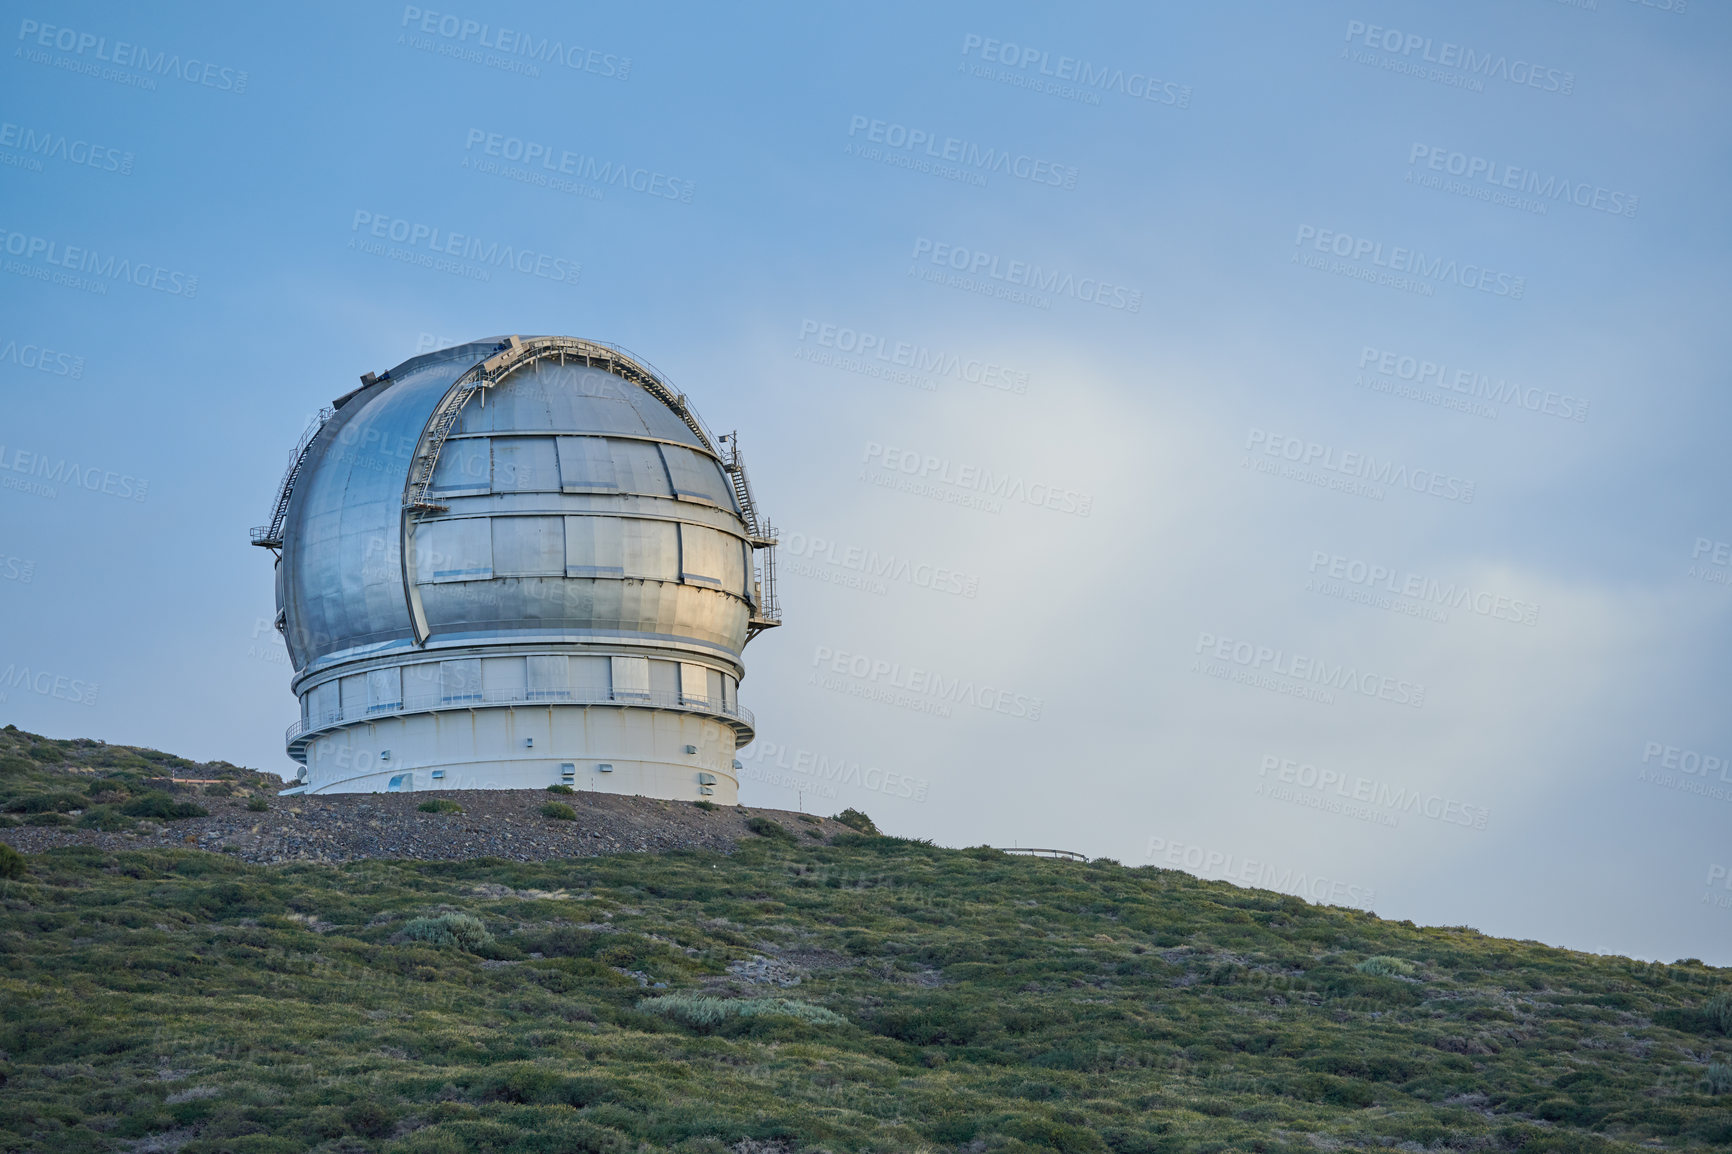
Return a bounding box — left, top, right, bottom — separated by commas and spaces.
250, 406, 333, 549
403, 335, 527, 515
402, 381, 479, 514
719, 432, 782, 639
719, 433, 764, 537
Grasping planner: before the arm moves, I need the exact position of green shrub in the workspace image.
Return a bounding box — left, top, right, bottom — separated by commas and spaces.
6, 792, 84, 814
693, 799, 716, 812
0, 755, 29, 776
122, 792, 208, 820
342, 1099, 395, 1138
246, 797, 270, 812
833, 808, 879, 834
1703, 1063, 1732, 1095
1705, 992, 1732, 1035
0, 841, 24, 879
77, 807, 133, 832
746, 817, 795, 842
203, 783, 234, 798
545, 784, 574, 794
402, 913, 494, 952
1357, 955, 1416, 978
639, 994, 846, 1030
418, 799, 463, 814
539, 802, 577, 821
23, 812, 69, 826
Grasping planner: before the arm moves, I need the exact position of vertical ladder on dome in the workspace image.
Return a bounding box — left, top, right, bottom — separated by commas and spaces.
250, 407, 333, 550
718, 432, 781, 640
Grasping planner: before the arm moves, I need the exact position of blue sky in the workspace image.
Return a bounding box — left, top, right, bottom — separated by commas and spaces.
3, 0, 1730, 963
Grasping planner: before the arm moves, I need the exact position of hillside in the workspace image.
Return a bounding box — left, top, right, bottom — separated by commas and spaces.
1, 729, 1730, 1153
0, 726, 856, 864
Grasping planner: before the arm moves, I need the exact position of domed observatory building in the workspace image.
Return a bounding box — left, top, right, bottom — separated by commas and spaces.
250, 336, 780, 800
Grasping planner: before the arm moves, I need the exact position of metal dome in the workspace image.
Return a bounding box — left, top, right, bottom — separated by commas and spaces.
252, 336, 780, 799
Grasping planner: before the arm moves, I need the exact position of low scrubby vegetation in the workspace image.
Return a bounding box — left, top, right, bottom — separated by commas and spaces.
744, 816, 795, 842
638, 993, 848, 1031
0, 724, 276, 840
1, 726, 1729, 1151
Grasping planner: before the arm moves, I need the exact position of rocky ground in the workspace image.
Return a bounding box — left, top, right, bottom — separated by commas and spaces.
0, 787, 851, 865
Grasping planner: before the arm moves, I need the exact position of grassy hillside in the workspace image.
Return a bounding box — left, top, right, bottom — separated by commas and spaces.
2, 734, 1731, 1153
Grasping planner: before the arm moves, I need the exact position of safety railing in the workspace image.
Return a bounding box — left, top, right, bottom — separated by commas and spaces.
286, 684, 754, 746
251, 407, 334, 548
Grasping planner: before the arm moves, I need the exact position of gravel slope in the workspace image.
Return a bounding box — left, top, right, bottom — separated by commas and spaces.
1, 788, 848, 864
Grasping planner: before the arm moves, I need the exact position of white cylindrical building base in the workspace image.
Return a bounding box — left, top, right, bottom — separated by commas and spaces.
299, 704, 740, 803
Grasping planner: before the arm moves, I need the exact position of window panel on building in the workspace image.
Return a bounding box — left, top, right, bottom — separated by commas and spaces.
416, 518, 493, 583
556, 436, 616, 491
611, 655, 650, 699
609, 439, 673, 497
660, 444, 734, 507
366, 667, 402, 713
492, 516, 564, 576
491, 437, 559, 492
431, 438, 491, 494
441, 659, 482, 702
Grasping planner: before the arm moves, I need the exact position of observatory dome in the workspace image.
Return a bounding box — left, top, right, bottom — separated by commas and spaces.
252, 336, 780, 800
